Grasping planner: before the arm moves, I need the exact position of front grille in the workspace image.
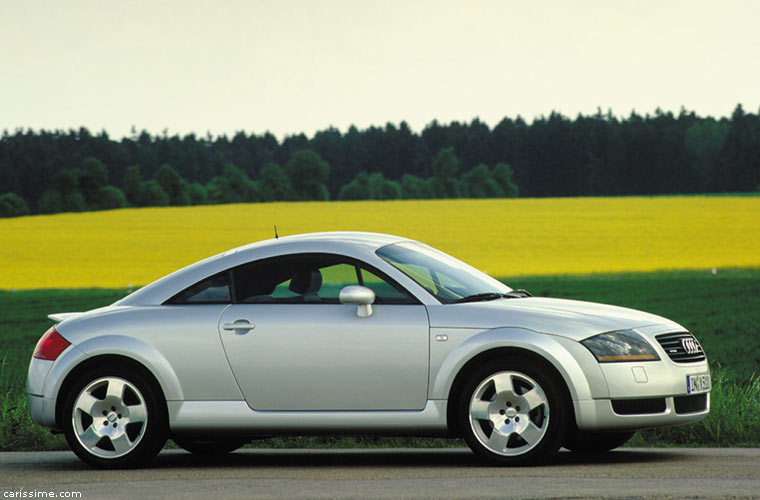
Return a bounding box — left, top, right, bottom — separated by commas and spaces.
655, 332, 706, 363
611, 398, 666, 415
674, 394, 708, 414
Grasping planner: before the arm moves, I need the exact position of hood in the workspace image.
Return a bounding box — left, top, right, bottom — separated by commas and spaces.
426, 297, 683, 341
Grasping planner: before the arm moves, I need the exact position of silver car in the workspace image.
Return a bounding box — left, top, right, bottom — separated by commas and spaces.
27, 232, 710, 468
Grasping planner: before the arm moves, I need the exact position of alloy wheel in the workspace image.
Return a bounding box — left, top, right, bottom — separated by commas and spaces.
71, 376, 148, 459
468, 371, 550, 456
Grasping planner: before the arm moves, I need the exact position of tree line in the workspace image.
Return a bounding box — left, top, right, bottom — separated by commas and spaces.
1, 105, 758, 217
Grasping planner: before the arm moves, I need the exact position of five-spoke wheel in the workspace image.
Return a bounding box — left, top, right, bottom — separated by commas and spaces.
63, 367, 167, 468
71, 377, 148, 458
468, 371, 550, 456
459, 358, 568, 465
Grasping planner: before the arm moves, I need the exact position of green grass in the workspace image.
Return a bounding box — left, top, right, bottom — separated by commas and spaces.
0, 288, 128, 451
628, 370, 760, 447
1, 269, 758, 451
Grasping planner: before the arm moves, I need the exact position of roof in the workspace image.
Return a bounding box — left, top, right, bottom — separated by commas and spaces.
116, 231, 413, 306
226, 231, 409, 254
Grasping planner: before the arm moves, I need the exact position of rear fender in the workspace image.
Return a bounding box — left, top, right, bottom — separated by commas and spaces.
45, 334, 183, 404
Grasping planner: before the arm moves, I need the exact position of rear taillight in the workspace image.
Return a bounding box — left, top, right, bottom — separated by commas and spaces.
33, 327, 71, 360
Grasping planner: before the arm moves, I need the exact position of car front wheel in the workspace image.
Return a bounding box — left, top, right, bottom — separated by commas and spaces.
63, 367, 167, 468
458, 359, 569, 466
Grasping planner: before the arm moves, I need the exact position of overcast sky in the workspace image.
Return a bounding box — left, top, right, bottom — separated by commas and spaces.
2, 0, 758, 140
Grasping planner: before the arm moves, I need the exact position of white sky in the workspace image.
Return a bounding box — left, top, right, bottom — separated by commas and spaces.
1, 0, 759, 140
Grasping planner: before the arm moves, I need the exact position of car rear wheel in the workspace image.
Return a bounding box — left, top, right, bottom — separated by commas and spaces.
63, 367, 167, 468
563, 430, 635, 453
458, 358, 569, 466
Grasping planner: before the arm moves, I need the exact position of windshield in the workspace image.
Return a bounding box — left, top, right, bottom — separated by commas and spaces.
376, 242, 511, 304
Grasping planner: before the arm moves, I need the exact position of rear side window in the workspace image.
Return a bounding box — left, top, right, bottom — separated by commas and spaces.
168, 273, 231, 304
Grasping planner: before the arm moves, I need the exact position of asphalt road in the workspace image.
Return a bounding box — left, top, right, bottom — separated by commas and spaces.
1, 448, 759, 499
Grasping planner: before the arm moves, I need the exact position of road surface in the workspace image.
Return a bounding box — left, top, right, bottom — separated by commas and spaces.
1, 448, 758, 499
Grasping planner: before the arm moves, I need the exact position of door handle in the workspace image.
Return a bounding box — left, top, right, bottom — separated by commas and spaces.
222, 320, 255, 333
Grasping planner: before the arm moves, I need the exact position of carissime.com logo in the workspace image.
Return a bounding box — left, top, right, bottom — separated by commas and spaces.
3, 489, 82, 498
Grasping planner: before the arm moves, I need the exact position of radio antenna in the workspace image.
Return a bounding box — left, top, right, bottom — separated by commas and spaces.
274, 225, 279, 239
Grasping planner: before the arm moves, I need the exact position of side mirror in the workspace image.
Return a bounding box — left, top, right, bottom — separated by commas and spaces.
339, 285, 375, 317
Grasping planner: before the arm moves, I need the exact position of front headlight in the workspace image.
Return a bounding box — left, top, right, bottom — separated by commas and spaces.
581, 329, 660, 363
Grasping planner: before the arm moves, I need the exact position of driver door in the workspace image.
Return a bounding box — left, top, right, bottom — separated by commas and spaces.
218, 254, 430, 411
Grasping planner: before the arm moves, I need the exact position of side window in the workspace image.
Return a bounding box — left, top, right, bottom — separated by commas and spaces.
319, 263, 361, 300
263, 262, 359, 302
234, 257, 300, 303
168, 273, 231, 304
233, 255, 351, 304
229, 254, 419, 305
360, 268, 416, 304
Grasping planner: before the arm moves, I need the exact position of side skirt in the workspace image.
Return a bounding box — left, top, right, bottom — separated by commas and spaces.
168, 400, 449, 436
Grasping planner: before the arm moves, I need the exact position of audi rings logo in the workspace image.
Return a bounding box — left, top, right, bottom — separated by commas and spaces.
681, 338, 701, 354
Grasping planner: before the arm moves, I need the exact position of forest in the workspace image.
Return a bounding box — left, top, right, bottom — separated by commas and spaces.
0, 104, 758, 217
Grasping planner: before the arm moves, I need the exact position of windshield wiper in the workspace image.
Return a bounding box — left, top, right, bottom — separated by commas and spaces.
454, 292, 509, 304
454, 289, 533, 304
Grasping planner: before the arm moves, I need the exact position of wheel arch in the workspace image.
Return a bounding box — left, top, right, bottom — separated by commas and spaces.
54, 354, 170, 431
445, 345, 575, 436
434, 326, 598, 437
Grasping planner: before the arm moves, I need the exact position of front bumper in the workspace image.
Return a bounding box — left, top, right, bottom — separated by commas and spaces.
574, 392, 709, 431
572, 325, 711, 431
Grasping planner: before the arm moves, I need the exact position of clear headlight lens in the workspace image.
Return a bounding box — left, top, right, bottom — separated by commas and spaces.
581, 329, 660, 363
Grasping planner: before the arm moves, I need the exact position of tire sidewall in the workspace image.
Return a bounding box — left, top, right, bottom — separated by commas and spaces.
457, 357, 569, 466
63, 365, 167, 468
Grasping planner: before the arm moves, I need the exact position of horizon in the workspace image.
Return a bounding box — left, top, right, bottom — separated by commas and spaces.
2, 1, 758, 142
1, 103, 752, 142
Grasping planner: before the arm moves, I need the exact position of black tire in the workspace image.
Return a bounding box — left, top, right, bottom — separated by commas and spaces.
172, 435, 246, 455
457, 357, 569, 466
563, 430, 635, 453
62, 365, 168, 468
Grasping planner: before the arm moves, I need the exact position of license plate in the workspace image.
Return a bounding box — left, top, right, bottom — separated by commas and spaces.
686, 373, 711, 394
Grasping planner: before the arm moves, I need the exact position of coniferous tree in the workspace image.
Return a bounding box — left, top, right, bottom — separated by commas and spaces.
2, 106, 760, 215
718, 104, 760, 191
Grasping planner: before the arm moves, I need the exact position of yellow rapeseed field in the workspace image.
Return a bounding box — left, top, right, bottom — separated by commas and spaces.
1, 196, 758, 289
